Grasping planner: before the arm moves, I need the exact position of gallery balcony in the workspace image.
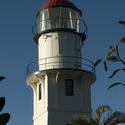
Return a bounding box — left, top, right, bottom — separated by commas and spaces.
26, 56, 95, 77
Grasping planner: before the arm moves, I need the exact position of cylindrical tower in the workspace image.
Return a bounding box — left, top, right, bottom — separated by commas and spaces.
26, 0, 96, 125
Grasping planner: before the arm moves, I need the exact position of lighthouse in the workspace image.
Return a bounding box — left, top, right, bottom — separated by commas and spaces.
26, 0, 96, 125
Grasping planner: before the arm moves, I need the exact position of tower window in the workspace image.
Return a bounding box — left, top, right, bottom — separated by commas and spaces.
39, 84, 42, 100
65, 79, 74, 96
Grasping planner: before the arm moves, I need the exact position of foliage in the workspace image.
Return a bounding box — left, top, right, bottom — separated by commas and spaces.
0, 77, 6, 81
118, 20, 125, 25
94, 21, 125, 89
0, 76, 10, 125
71, 105, 125, 125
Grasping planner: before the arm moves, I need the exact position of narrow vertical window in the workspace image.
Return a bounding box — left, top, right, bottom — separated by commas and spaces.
39, 84, 41, 100
65, 79, 73, 96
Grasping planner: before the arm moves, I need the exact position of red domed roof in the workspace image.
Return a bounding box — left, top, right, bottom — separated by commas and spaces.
41, 0, 76, 9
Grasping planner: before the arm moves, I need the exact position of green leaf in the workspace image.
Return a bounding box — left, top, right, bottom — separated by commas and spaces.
0, 76, 6, 81
118, 21, 125, 25
72, 115, 97, 125
109, 68, 125, 78
108, 44, 115, 50
106, 56, 119, 62
107, 49, 117, 56
104, 61, 108, 72
108, 69, 120, 79
104, 111, 125, 125
94, 58, 102, 67
108, 82, 125, 89
120, 37, 125, 43
123, 69, 125, 72
95, 105, 111, 124
0, 113, 10, 125
0, 97, 5, 112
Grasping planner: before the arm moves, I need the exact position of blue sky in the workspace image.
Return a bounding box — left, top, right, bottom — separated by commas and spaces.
0, 0, 125, 124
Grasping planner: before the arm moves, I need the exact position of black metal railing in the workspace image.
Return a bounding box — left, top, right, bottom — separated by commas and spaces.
26, 56, 95, 77
32, 18, 87, 36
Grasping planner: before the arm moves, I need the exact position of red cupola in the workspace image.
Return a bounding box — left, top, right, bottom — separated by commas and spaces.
41, 0, 76, 9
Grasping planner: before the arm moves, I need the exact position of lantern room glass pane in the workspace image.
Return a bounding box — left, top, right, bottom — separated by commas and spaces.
37, 7, 81, 33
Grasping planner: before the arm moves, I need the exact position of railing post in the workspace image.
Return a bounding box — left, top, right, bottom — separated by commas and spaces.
45, 58, 46, 70
69, 11, 73, 29
77, 19, 80, 32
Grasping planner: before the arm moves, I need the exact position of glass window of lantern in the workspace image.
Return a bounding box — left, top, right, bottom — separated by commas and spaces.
37, 9, 50, 32
61, 8, 70, 29
70, 9, 81, 32
44, 9, 51, 30
44, 9, 49, 19
41, 13, 45, 31
37, 14, 42, 33
48, 7, 71, 29
51, 8, 60, 29
37, 12, 44, 32
37, 7, 81, 32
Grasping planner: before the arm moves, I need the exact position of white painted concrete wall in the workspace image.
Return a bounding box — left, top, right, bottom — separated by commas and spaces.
32, 72, 92, 125
38, 32, 83, 70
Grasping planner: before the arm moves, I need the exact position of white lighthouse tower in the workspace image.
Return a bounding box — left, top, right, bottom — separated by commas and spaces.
26, 0, 96, 125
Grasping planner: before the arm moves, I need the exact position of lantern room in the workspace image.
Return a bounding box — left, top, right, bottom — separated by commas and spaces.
33, 0, 87, 42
